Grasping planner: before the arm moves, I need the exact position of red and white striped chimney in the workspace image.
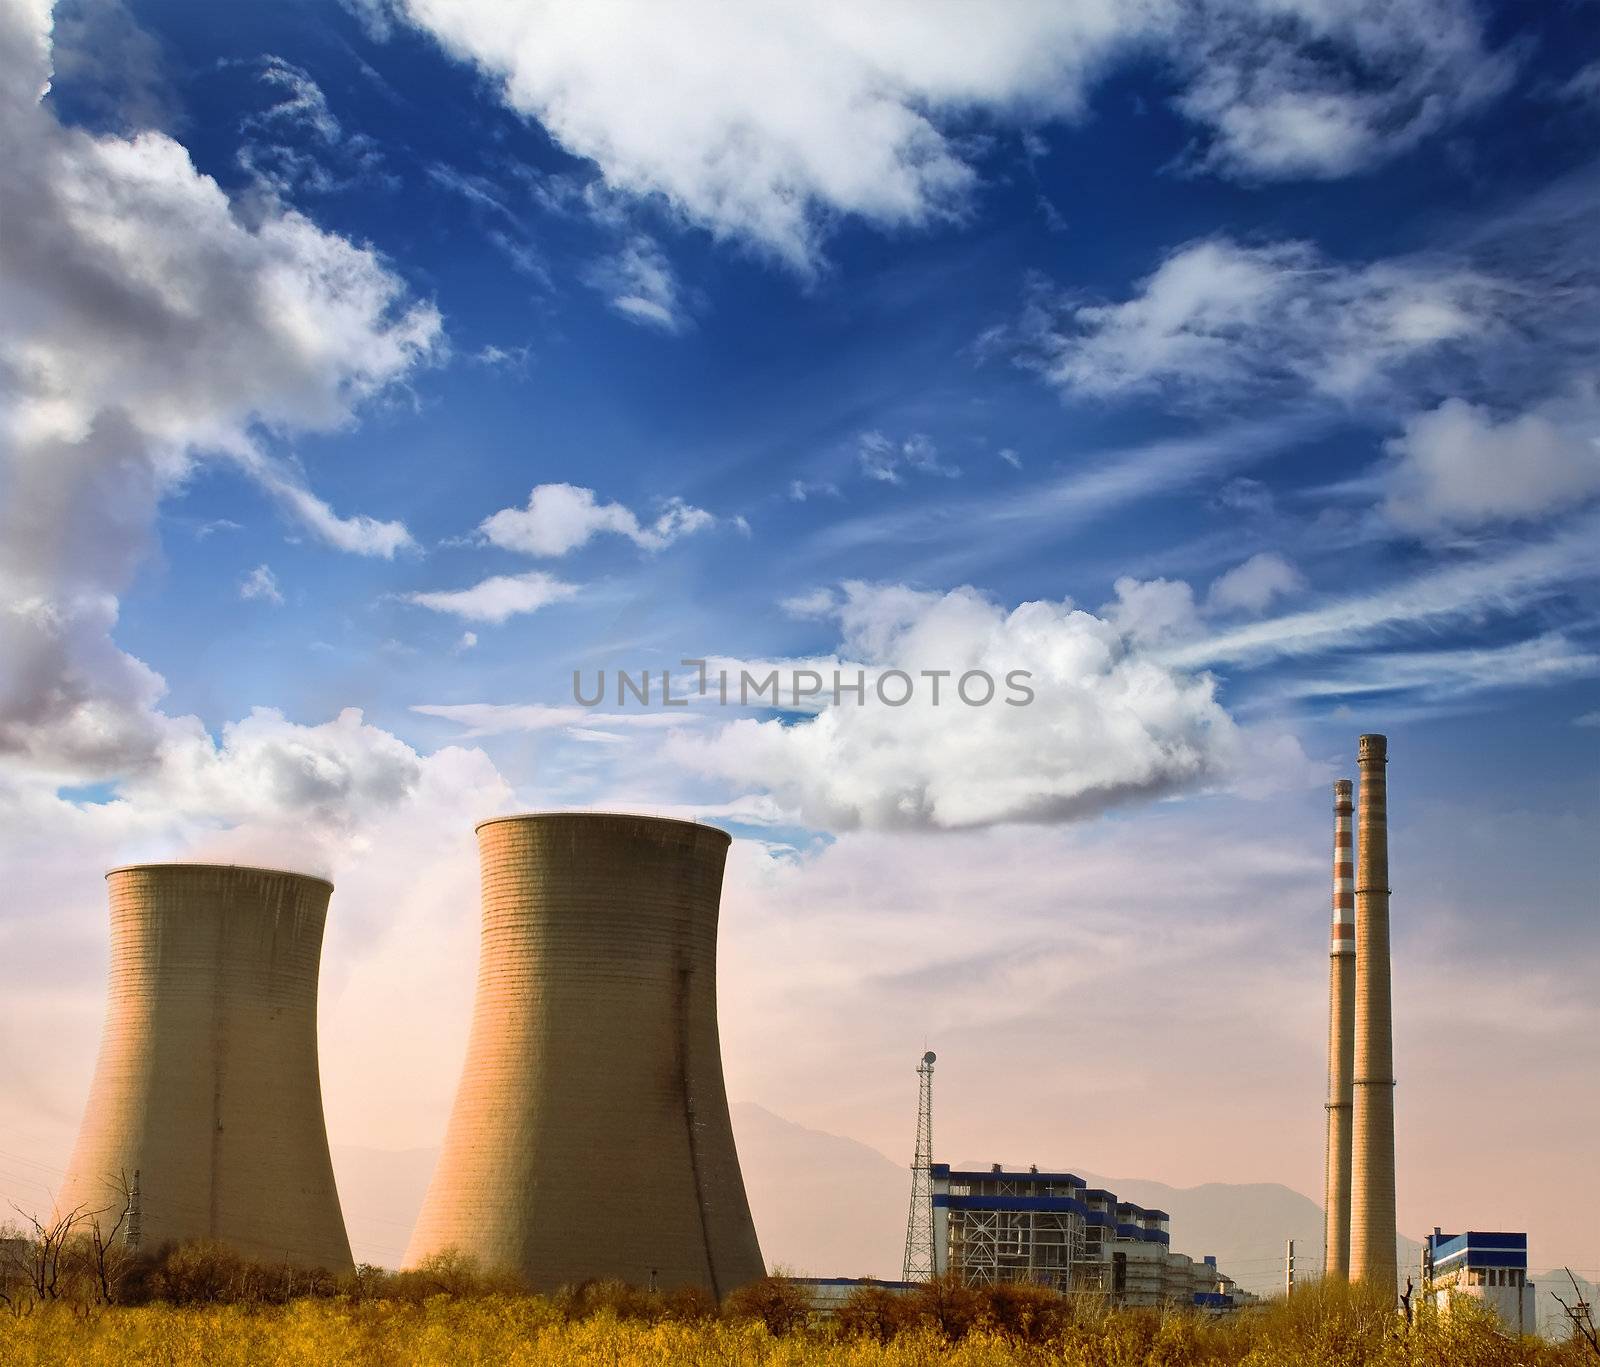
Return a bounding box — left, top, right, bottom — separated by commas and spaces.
1323, 779, 1355, 1282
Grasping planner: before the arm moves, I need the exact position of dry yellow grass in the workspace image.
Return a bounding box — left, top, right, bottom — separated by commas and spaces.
0, 1282, 1587, 1367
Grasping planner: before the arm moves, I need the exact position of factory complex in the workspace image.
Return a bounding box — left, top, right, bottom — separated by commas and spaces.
931, 1165, 1254, 1310
41, 731, 1543, 1329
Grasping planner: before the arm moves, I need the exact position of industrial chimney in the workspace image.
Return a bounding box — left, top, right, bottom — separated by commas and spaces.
1349, 735, 1397, 1289
405, 813, 765, 1294
1323, 779, 1355, 1283
58, 864, 352, 1270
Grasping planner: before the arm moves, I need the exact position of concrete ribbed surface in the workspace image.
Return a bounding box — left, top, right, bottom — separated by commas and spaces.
405, 813, 765, 1294
1323, 779, 1355, 1284
1350, 737, 1397, 1289
58, 865, 352, 1271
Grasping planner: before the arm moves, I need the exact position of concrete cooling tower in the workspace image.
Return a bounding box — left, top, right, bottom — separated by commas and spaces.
57, 864, 352, 1271
405, 813, 765, 1294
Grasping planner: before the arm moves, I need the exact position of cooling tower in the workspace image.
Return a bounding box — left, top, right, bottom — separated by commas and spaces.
58, 864, 352, 1271
405, 813, 765, 1294
1322, 779, 1355, 1283
1349, 736, 1397, 1288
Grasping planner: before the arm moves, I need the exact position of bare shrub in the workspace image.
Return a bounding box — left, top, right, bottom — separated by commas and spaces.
660, 1283, 718, 1322
908, 1274, 985, 1341
836, 1281, 914, 1343
723, 1275, 811, 1335
979, 1280, 1072, 1343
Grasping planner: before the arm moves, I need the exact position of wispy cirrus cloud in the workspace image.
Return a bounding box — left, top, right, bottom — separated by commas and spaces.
412, 701, 700, 737
857, 431, 959, 485
585, 234, 692, 332
1263, 632, 1600, 708
234, 54, 393, 196
802, 414, 1320, 572
1001, 237, 1495, 405
1160, 513, 1600, 670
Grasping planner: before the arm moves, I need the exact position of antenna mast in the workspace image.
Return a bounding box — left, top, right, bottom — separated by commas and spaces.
902, 1050, 937, 1281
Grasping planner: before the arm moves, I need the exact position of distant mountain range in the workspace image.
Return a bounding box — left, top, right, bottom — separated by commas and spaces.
332, 1102, 1582, 1326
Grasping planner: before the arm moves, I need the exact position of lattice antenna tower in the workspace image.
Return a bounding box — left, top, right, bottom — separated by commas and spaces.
902, 1050, 937, 1281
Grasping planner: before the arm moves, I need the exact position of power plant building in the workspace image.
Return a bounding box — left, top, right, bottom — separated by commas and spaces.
1423, 1230, 1536, 1335
406, 813, 764, 1294
929, 1165, 1251, 1309
58, 864, 352, 1271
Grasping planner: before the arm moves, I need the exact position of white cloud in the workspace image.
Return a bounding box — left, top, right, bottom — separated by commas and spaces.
50, 0, 180, 132
670, 580, 1294, 831
781, 588, 840, 620
0, 588, 169, 781
403, 570, 578, 623
787, 478, 841, 502
239, 563, 283, 605
1101, 575, 1200, 646
454, 630, 478, 652
471, 342, 532, 373
1173, 0, 1515, 181
1014, 237, 1492, 403
586, 234, 690, 332
1382, 397, 1600, 534
132, 707, 425, 855
1205, 552, 1305, 615
389, 0, 1510, 267
857, 431, 959, 484
0, 2, 439, 778
477, 482, 714, 557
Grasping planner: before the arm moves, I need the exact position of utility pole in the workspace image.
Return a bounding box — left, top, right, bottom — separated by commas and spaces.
902, 1051, 937, 1282
1286, 1239, 1296, 1298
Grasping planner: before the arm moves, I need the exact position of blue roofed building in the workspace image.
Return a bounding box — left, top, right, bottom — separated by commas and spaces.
1423, 1229, 1536, 1336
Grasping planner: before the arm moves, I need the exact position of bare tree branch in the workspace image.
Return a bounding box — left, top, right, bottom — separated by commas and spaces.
1551, 1267, 1600, 1359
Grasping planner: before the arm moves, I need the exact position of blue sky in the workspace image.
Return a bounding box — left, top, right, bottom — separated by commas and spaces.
2, 0, 1597, 1276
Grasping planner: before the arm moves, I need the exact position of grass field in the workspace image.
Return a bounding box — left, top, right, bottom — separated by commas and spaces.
2, 1277, 1590, 1366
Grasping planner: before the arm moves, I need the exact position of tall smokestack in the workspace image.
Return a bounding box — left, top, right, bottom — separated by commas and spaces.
405, 813, 765, 1293
1323, 779, 1355, 1283
1349, 735, 1397, 1289
58, 865, 352, 1270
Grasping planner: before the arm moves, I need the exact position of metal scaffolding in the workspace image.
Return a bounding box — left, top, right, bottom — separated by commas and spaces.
946, 1199, 1086, 1291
